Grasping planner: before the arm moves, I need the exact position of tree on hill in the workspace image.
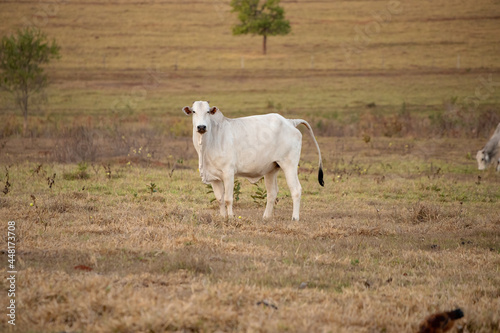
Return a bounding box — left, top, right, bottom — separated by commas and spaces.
231, 0, 291, 55
0, 27, 60, 136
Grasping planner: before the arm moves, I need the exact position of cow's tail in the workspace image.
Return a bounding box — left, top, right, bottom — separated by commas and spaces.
289, 119, 324, 187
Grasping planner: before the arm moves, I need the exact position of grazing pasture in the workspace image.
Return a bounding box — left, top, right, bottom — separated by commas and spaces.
0, 0, 500, 332
1, 136, 499, 332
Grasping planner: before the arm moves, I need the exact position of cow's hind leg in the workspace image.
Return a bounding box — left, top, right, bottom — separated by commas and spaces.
263, 167, 279, 219
281, 164, 302, 221
211, 180, 226, 217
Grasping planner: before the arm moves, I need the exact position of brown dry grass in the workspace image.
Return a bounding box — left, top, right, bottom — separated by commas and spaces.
1, 136, 499, 332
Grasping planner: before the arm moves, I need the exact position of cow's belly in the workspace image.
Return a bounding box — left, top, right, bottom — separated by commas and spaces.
235, 161, 279, 183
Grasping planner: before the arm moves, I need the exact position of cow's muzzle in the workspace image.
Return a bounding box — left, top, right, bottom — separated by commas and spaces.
197, 125, 207, 134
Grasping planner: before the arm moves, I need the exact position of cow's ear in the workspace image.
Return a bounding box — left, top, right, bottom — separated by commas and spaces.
209, 106, 218, 115
183, 106, 192, 115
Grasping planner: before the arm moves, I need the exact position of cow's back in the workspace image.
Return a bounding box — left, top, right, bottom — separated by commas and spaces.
227, 113, 300, 149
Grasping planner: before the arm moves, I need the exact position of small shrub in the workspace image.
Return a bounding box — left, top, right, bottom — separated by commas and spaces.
46, 173, 56, 189
2, 167, 11, 195
103, 163, 112, 179
234, 180, 242, 202
54, 126, 101, 163
63, 162, 90, 180
251, 182, 267, 206
147, 182, 158, 194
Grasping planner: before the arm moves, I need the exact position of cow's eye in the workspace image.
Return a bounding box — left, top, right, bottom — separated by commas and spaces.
192, 111, 196, 114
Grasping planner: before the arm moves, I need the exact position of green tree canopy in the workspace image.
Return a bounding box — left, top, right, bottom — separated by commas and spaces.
231, 0, 291, 55
0, 27, 60, 136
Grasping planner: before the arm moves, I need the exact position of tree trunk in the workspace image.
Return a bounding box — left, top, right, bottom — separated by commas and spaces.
262, 35, 267, 55
21, 91, 29, 137
23, 110, 28, 137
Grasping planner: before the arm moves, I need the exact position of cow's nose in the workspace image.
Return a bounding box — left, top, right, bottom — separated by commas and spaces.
197, 125, 207, 133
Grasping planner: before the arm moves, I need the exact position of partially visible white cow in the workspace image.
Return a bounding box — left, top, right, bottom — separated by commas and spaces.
476, 122, 500, 171
183, 101, 324, 221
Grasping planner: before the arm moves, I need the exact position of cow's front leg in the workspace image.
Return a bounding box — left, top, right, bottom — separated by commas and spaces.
211, 180, 226, 217
223, 174, 235, 218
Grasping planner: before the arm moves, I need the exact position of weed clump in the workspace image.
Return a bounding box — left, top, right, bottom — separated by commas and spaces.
2, 167, 11, 195
411, 202, 441, 223
392, 202, 442, 224
63, 162, 91, 180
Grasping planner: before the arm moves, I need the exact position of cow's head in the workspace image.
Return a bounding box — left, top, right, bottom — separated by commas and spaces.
476, 149, 489, 170
183, 101, 218, 135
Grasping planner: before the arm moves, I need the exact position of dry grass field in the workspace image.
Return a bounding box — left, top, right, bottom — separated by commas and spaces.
1, 0, 500, 332
1, 136, 500, 332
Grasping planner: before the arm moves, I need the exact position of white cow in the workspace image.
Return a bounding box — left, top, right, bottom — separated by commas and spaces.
183, 101, 324, 221
476, 122, 500, 171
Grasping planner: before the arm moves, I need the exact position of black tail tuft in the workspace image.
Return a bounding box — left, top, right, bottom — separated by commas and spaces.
318, 167, 324, 187
447, 308, 464, 320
